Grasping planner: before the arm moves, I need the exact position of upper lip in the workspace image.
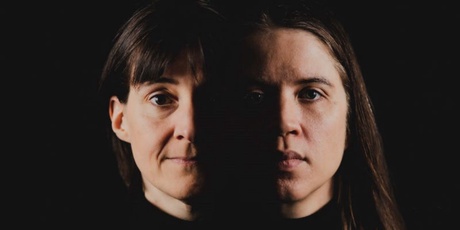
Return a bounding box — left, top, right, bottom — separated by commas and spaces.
165, 144, 199, 160
280, 150, 304, 161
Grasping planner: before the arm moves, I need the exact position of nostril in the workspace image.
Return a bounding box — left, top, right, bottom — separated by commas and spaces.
279, 129, 299, 137
288, 130, 298, 135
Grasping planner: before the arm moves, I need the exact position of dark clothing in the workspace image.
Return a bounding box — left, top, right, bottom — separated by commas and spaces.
241, 199, 342, 229
273, 200, 342, 229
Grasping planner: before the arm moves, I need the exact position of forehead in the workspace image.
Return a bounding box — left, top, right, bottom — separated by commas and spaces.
242, 28, 339, 84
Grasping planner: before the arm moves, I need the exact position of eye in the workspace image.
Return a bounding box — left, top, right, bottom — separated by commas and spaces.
298, 88, 321, 101
150, 93, 175, 106
243, 90, 265, 106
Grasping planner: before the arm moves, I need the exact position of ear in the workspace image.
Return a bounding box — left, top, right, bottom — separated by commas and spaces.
109, 96, 131, 143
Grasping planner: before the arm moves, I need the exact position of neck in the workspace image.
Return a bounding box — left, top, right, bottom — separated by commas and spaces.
143, 185, 201, 221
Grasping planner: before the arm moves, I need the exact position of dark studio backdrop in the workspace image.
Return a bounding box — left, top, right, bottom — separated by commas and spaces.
12, 0, 458, 228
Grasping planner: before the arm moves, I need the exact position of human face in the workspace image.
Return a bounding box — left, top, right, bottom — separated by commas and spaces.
240, 28, 348, 217
109, 52, 206, 203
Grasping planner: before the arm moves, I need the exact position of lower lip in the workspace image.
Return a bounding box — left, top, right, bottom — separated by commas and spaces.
278, 159, 303, 170
168, 158, 197, 166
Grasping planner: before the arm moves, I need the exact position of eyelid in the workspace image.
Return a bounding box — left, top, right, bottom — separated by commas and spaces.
148, 90, 177, 106
247, 88, 264, 94
147, 85, 176, 99
242, 86, 265, 97
243, 87, 265, 106
297, 87, 324, 101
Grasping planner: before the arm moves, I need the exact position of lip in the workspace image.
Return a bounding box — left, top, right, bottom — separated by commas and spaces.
277, 150, 305, 171
165, 156, 198, 165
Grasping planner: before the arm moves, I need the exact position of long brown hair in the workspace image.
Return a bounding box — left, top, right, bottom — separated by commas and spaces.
225, 0, 406, 229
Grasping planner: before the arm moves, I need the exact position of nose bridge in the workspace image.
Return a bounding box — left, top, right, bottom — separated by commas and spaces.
174, 98, 195, 141
279, 90, 300, 136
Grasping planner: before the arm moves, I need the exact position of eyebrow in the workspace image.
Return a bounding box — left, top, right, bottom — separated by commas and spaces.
243, 75, 333, 88
294, 77, 332, 87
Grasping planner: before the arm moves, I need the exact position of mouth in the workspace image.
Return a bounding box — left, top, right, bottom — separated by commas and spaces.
277, 150, 305, 170
165, 156, 198, 165
164, 143, 200, 165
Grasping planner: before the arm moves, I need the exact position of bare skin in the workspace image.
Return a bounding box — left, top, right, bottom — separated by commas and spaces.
109, 51, 205, 220
242, 28, 348, 218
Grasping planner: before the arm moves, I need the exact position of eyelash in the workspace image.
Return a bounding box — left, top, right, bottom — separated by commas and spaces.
243, 87, 322, 105
243, 90, 265, 106
297, 88, 322, 101
149, 92, 176, 106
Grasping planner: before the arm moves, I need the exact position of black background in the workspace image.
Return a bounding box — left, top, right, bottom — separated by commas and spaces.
8, 0, 459, 229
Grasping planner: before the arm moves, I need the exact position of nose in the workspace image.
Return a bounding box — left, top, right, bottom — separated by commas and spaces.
174, 102, 195, 142
278, 95, 301, 137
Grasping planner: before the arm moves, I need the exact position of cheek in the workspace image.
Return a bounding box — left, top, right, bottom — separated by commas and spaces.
323, 118, 347, 162
322, 114, 347, 167
129, 121, 170, 167
318, 93, 348, 144
304, 103, 348, 162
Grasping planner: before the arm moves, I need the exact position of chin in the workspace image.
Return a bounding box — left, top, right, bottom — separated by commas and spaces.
174, 179, 205, 198
276, 179, 306, 200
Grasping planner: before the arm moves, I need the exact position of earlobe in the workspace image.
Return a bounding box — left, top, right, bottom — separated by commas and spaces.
109, 96, 130, 142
